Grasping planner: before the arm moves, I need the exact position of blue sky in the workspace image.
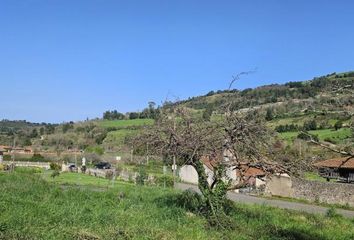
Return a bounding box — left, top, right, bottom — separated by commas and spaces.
0, 0, 353, 123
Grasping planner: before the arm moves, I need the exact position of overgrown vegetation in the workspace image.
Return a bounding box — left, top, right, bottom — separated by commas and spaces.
0, 171, 353, 239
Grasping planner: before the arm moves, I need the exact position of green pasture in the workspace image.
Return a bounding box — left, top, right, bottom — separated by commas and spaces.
98, 119, 154, 128
0, 170, 353, 239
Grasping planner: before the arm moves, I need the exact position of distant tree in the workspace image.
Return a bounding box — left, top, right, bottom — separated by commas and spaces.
62, 123, 73, 133
303, 120, 317, 131
129, 112, 140, 119
265, 108, 274, 121
334, 120, 343, 131
39, 127, 45, 135
202, 105, 213, 121
23, 138, 32, 146
45, 124, 55, 134
297, 132, 319, 142
29, 129, 39, 138
206, 91, 215, 96
103, 110, 125, 120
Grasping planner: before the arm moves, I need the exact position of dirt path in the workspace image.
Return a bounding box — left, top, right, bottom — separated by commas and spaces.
175, 182, 354, 219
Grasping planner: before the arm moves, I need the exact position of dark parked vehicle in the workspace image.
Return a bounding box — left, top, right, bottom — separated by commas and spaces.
68, 163, 78, 172
95, 162, 111, 169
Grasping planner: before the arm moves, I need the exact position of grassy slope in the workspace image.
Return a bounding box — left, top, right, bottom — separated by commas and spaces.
97, 119, 154, 128
98, 119, 154, 148
104, 129, 139, 146
278, 128, 352, 143
1, 171, 353, 240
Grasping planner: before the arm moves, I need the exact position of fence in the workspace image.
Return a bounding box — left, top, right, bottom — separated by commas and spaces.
3, 161, 51, 170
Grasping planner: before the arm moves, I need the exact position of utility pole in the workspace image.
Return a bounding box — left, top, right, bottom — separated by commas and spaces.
11, 137, 16, 172
146, 143, 149, 165
172, 115, 176, 185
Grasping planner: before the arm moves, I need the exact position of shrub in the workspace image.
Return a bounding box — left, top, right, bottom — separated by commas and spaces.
51, 170, 60, 178
50, 162, 61, 171
85, 146, 104, 155
31, 153, 46, 162
175, 190, 205, 213
334, 120, 343, 130
0, 164, 4, 171
326, 207, 341, 218
303, 120, 317, 131
155, 175, 174, 188
136, 165, 148, 185
105, 170, 114, 180
297, 132, 319, 142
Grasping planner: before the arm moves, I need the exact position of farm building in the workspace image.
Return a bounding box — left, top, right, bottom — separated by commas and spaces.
314, 157, 354, 183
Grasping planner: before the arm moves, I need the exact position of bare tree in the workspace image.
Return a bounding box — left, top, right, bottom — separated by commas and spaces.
133, 104, 287, 227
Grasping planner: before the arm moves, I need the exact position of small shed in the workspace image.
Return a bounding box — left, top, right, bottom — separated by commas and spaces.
314, 157, 354, 183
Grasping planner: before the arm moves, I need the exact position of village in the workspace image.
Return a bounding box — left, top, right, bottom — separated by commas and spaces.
1, 1, 354, 239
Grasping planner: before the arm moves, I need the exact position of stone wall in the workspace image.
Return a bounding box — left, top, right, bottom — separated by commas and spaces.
292, 178, 354, 207
265, 175, 354, 207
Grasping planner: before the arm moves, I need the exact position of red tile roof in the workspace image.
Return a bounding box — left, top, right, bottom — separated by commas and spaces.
313, 157, 354, 169
201, 156, 265, 177
200, 155, 219, 170
244, 167, 265, 177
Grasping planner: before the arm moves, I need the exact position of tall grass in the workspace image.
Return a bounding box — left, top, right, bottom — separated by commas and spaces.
0, 171, 353, 239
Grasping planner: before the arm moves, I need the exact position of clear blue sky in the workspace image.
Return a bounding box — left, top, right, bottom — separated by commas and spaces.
1, 0, 353, 123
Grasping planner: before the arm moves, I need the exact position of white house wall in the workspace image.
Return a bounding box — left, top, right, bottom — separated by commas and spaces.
179, 165, 199, 184
179, 164, 237, 186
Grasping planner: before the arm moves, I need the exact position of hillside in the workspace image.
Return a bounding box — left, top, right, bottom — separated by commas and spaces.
175, 71, 354, 114
0, 71, 353, 163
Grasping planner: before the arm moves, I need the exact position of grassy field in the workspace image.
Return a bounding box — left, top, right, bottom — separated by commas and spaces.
98, 119, 154, 128
267, 114, 351, 129
103, 128, 139, 146
0, 170, 354, 239
278, 127, 352, 143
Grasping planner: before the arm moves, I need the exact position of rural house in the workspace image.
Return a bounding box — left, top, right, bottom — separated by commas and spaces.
179, 155, 266, 188
314, 157, 354, 183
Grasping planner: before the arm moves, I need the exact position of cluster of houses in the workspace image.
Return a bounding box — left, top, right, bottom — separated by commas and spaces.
0, 145, 33, 154
179, 155, 354, 189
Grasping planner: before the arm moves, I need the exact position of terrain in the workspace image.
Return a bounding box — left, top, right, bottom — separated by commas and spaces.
0, 169, 353, 240
1, 71, 353, 167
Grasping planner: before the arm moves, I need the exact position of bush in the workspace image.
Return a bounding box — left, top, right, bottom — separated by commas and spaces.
0, 164, 4, 171
303, 120, 317, 131
175, 190, 205, 213
31, 153, 46, 162
155, 175, 174, 188
85, 146, 104, 155
50, 162, 61, 171
105, 170, 114, 180
334, 120, 343, 130
297, 132, 319, 142
136, 165, 148, 185
326, 207, 341, 218
51, 170, 60, 178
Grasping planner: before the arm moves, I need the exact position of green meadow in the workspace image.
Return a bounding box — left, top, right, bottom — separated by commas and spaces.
0, 169, 353, 239
98, 119, 154, 128
278, 127, 352, 143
